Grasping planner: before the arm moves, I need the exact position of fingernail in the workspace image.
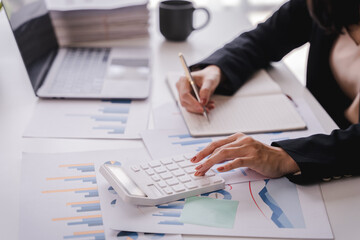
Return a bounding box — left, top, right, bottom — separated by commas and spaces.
194, 171, 200, 176
191, 156, 196, 162
217, 167, 225, 171
201, 98, 207, 105
195, 164, 202, 170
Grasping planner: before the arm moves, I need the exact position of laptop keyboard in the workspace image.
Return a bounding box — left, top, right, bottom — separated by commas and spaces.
49, 48, 110, 94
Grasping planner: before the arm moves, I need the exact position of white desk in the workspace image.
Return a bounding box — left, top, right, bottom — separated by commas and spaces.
0, 2, 359, 240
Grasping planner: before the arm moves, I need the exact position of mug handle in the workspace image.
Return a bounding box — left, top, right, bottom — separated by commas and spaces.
193, 7, 210, 31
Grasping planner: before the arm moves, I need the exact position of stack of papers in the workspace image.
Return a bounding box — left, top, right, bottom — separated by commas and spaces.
45, 0, 150, 46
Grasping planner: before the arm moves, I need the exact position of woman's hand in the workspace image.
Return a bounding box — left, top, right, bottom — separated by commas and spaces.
176, 65, 221, 114
191, 132, 300, 178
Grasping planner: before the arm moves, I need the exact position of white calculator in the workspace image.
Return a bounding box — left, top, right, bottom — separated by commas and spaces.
99, 154, 225, 206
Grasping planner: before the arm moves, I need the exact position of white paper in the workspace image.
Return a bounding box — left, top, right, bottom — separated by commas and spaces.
20, 150, 182, 240
98, 172, 333, 239
24, 99, 150, 139
167, 71, 307, 136
152, 101, 188, 131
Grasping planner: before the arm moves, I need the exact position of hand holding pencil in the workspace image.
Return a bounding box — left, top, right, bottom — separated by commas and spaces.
176, 53, 221, 120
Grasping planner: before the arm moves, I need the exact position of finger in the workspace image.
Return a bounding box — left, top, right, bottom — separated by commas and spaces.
191, 134, 239, 163
211, 134, 252, 156
181, 93, 206, 113
195, 146, 240, 175
199, 80, 213, 105
217, 157, 250, 172
176, 76, 204, 113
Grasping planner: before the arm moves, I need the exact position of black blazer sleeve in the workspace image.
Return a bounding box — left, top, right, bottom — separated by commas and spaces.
272, 123, 360, 184
192, 0, 312, 95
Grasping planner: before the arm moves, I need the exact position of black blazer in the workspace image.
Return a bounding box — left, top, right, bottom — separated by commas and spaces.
192, 0, 360, 184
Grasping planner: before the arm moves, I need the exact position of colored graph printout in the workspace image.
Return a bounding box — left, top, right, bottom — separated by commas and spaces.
97, 166, 333, 239
20, 150, 182, 240
23, 99, 150, 139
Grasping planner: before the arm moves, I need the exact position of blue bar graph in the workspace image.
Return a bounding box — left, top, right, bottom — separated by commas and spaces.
152, 211, 181, 217
91, 115, 127, 123
65, 176, 97, 184
68, 217, 103, 227
157, 202, 185, 209
172, 138, 212, 146
71, 203, 101, 213
169, 134, 192, 139
64, 232, 105, 240
158, 220, 184, 225
93, 126, 125, 134
68, 165, 95, 173
99, 106, 130, 114
75, 189, 99, 198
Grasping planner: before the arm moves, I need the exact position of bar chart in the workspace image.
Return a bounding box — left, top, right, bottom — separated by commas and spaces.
24, 99, 150, 139
20, 151, 182, 240
20, 156, 106, 240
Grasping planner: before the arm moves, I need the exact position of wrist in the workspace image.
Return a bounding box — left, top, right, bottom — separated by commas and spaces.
272, 146, 300, 176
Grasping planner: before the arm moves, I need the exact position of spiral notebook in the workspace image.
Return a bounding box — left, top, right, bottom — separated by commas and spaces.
167, 70, 307, 137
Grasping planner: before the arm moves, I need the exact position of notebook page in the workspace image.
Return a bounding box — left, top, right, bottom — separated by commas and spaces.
232, 70, 282, 97
181, 94, 306, 136
166, 69, 282, 102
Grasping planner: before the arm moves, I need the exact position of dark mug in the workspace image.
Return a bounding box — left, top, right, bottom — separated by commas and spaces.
159, 0, 210, 41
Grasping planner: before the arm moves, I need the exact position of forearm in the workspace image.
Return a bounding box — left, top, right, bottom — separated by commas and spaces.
272, 124, 360, 184
192, 0, 312, 95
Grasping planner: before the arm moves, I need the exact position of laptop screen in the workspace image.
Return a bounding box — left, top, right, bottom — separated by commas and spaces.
2, 0, 59, 92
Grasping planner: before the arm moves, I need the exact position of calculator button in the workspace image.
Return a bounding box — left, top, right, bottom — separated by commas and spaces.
154, 166, 167, 174
163, 187, 173, 195
140, 163, 149, 170
191, 174, 203, 180
166, 178, 179, 186
166, 164, 179, 171
206, 170, 216, 177
131, 166, 140, 172
199, 179, 210, 186
172, 169, 185, 177
184, 167, 196, 174
160, 159, 173, 165
172, 156, 185, 162
149, 161, 161, 168
178, 175, 191, 183
172, 185, 185, 192
210, 176, 223, 184
145, 169, 155, 176
151, 175, 161, 182
160, 172, 172, 180
157, 181, 167, 188
178, 161, 194, 168
185, 182, 198, 189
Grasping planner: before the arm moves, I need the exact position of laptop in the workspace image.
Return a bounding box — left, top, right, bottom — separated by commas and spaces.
2, 0, 151, 99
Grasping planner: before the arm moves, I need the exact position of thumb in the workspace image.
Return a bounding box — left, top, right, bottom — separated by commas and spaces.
199, 79, 213, 105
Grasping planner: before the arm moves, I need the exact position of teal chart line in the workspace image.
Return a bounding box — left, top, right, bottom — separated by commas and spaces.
249, 179, 305, 228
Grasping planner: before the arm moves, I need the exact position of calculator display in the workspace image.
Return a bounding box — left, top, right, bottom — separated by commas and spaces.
106, 165, 146, 197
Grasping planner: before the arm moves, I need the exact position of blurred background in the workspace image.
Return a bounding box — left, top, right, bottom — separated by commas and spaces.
0, 0, 308, 85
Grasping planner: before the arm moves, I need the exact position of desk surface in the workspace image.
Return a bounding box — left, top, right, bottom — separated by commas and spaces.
0, 2, 359, 240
